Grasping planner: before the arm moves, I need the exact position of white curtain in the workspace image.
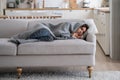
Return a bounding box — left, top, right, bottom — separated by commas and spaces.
110, 0, 120, 59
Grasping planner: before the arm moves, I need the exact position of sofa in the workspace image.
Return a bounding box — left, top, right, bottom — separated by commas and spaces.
0, 19, 97, 78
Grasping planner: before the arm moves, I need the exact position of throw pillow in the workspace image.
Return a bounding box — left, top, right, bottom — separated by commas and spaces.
83, 19, 98, 34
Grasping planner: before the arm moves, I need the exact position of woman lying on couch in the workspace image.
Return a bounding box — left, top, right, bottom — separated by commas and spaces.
27, 23, 89, 40
9, 22, 89, 44
72, 24, 89, 39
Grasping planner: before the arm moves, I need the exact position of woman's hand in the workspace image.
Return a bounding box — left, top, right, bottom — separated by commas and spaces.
72, 33, 83, 39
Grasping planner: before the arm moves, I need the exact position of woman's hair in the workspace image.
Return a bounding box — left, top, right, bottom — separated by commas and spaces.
81, 24, 89, 30
80, 24, 89, 39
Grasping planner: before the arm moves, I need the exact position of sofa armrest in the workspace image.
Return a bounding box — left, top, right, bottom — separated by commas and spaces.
86, 33, 96, 56
86, 33, 96, 43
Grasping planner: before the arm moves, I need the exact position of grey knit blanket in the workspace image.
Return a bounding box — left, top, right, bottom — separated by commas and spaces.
9, 22, 85, 45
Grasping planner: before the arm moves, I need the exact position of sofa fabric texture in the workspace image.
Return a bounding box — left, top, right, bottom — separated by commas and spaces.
0, 20, 28, 38
0, 55, 95, 67
0, 38, 17, 56
0, 19, 97, 68
18, 39, 95, 55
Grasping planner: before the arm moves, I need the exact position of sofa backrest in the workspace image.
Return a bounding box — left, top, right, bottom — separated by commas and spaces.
0, 20, 28, 38
27, 19, 84, 30
0, 19, 98, 38
28, 19, 98, 34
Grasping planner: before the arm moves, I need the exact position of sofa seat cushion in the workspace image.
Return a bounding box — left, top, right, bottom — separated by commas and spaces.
18, 39, 95, 55
0, 38, 17, 56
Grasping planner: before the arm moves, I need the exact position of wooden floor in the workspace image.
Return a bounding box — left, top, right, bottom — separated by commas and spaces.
95, 43, 120, 71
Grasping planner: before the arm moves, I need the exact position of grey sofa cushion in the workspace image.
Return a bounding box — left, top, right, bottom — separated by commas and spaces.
0, 38, 17, 56
18, 39, 95, 55
0, 20, 28, 38
83, 19, 98, 33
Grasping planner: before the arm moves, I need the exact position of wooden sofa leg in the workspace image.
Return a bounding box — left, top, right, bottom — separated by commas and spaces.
87, 66, 93, 78
17, 67, 22, 79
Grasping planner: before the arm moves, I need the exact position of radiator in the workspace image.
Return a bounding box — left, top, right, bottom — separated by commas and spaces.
0, 15, 62, 19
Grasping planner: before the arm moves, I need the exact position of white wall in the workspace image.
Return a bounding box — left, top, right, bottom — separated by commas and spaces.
1, 0, 104, 16
6, 0, 104, 8
3, 0, 105, 8
77, 0, 104, 8
89, 0, 103, 8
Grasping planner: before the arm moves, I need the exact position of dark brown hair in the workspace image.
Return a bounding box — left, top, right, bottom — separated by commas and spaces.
81, 24, 89, 30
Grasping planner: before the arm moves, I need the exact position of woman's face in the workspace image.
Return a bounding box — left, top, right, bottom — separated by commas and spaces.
76, 27, 87, 36
72, 27, 87, 39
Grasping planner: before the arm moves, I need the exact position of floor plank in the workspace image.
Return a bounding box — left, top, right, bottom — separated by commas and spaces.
67, 42, 120, 71
95, 42, 120, 71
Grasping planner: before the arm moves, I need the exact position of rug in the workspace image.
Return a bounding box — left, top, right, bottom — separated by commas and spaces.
0, 70, 120, 80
